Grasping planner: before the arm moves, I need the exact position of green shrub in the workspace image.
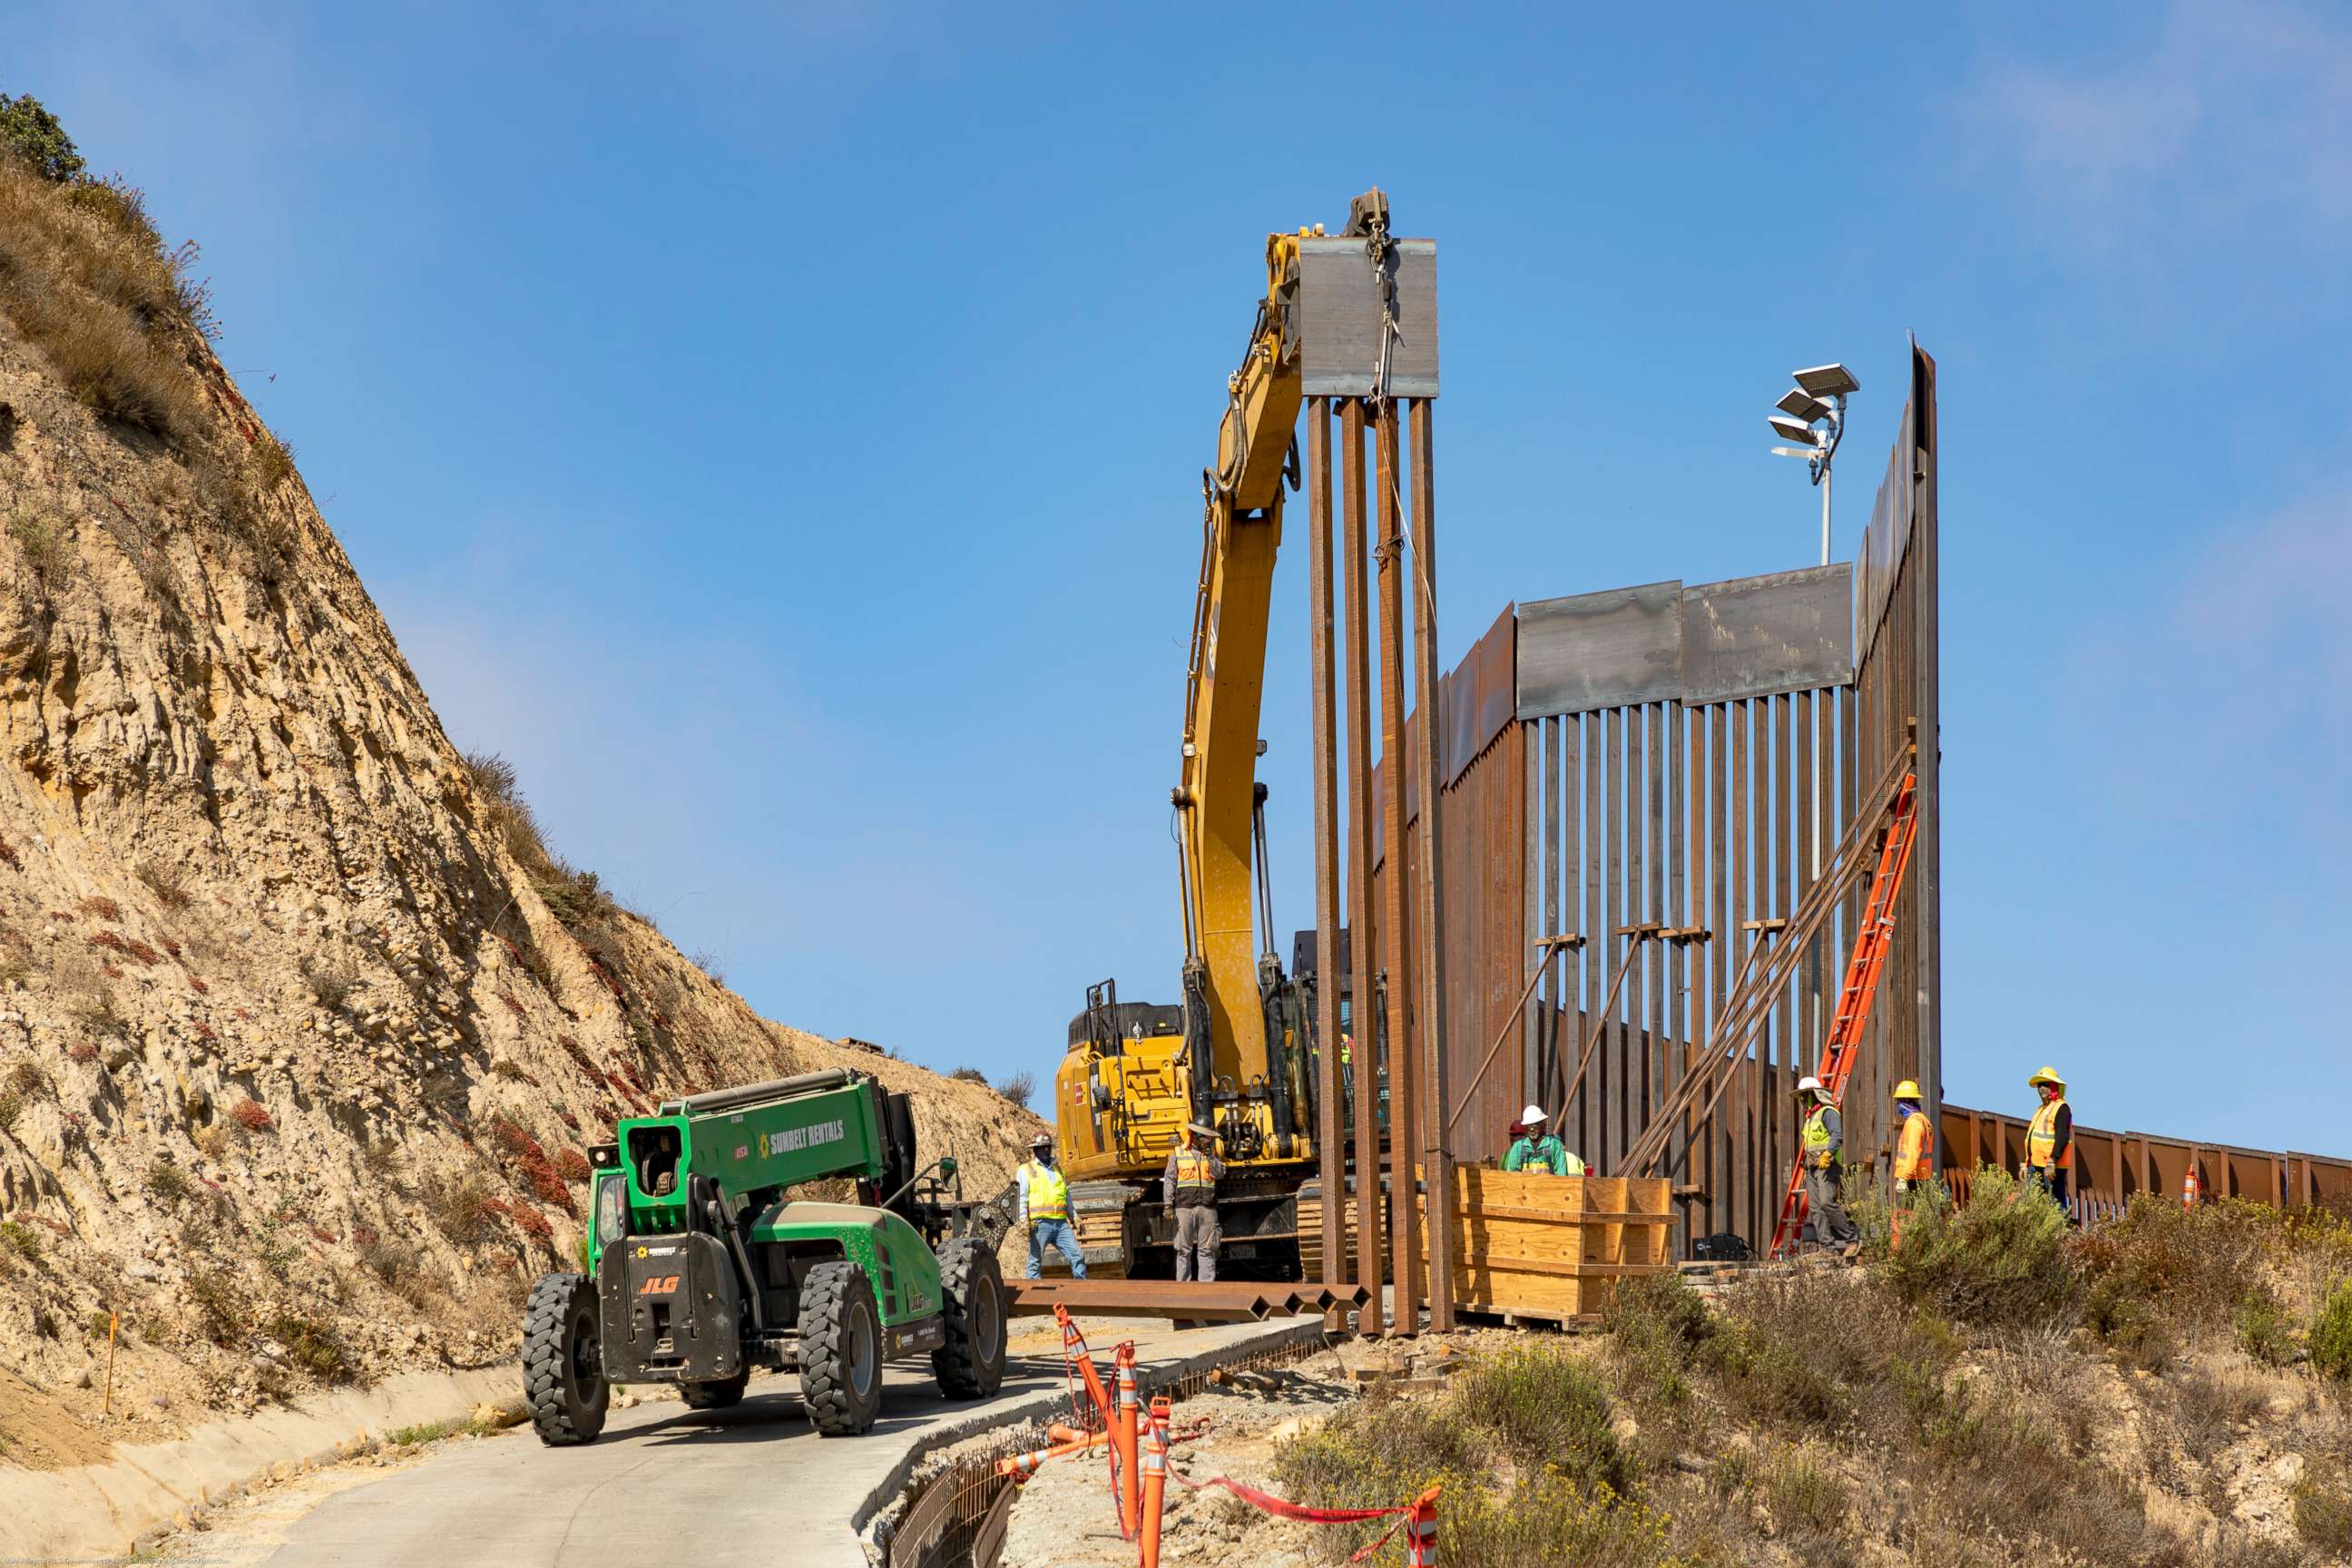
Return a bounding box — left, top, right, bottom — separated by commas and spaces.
2236, 1285, 2299, 1367
1275, 1340, 1661, 1568
6, 508, 70, 595
1603, 1271, 1711, 1418
2308, 1279, 2352, 1381
0, 94, 83, 182
267, 1311, 358, 1384
1881, 1166, 2073, 1327
142, 1161, 192, 1202
187, 1264, 245, 1344
1455, 1345, 1632, 1501
1763, 1446, 1850, 1539
0, 1220, 39, 1259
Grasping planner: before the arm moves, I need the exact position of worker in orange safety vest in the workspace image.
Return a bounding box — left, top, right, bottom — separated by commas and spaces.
1891, 1080, 1935, 1194
2022, 1064, 2074, 1214
1162, 1122, 1227, 1282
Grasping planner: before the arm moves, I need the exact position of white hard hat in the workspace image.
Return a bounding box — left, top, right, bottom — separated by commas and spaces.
1796, 1075, 1825, 1097
1520, 1103, 1547, 1125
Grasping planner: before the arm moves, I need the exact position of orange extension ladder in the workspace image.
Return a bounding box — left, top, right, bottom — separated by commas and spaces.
1768, 773, 1921, 1259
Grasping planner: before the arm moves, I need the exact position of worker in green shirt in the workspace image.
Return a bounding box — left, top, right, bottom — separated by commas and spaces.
1503, 1104, 1586, 1175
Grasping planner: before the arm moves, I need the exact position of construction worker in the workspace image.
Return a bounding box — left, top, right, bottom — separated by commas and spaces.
2023, 1065, 2073, 1211
1163, 1122, 1227, 1282
1887, 1080, 1933, 1250
1891, 1080, 1934, 1194
1018, 1132, 1086, 1279
1502, 1104, 1586, 1175
1797, 1076, 1860, 1250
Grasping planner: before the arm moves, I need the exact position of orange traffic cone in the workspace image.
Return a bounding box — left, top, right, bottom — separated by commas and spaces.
1113, 1342, 1141, 1537
1406, 1487, 1441, 1566
1138, 1397, 1170, 1568
2183, 1164, 2200, 1210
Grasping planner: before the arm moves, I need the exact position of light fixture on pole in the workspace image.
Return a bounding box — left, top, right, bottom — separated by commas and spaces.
1766, 363, 1858, 565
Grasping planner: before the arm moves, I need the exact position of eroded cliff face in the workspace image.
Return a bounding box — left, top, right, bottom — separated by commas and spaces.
0, 164, 1037, 1453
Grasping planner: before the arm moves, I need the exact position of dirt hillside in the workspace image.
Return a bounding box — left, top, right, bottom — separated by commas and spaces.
0, 142, 1042, 1458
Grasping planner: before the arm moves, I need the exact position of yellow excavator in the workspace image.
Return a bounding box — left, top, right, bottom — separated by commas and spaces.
1050, 192, 1399, 1279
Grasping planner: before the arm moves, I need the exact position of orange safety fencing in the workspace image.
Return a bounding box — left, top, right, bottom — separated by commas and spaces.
1035, 1308, 1441, 1566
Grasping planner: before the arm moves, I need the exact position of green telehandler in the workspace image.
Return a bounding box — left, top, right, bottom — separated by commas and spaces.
522, 1067, 1010, 1444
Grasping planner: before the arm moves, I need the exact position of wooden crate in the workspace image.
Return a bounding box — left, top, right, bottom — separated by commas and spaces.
1436, 1167, 1675, 1319
1299, 1167, 1673, 1317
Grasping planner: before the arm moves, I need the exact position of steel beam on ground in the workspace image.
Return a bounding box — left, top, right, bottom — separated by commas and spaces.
1004, 1280, 1367, 1323
1408, 398, 1455, 1331
1376, 399, 1422, 1335
1307, 397, 1347, 1324
1339, 399, 1384, 1338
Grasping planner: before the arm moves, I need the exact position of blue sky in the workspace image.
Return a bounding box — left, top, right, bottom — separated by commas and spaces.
15, 3, 2347, 1151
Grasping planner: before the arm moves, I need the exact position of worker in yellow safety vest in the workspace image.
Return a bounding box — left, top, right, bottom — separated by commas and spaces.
1019, 1132, 1087, 1279
1797, 1076, 1860, 1250
1503, 1104, 1586, 1175
1162, 1122, 1227, 1282
2023, 1065, 2074, 1213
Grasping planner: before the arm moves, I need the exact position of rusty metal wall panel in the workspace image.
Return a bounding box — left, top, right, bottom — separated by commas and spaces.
1850, 341, 1941, 1186
1517, 583, 1684, 715
1434, 720, 1524, 1162
1296, 237, 1439, 398
1425, 351, 1944, 1258
1442, 603, 1519, 786
1682, 565, 1856, 703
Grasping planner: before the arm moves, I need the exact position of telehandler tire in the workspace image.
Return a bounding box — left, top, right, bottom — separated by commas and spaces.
681, 1370, 750, 1410
932, 1239, 1007, 1398
799, 1260, 883, 1436
523, 1272, 608, 1446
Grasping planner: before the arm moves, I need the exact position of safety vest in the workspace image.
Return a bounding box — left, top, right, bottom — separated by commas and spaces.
1340, 1034, 1353, 1066
1171, 1149, 1217, 1192
2027, 1098, 2072, 1171
1024, 1161, 1069, 1222
1508, 1135, 1584, 1176
1801, 1105, 1838, 1167
1894, 1110, 1933, 1181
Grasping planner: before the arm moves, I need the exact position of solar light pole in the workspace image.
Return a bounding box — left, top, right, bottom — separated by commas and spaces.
1767, 364, 1859, 565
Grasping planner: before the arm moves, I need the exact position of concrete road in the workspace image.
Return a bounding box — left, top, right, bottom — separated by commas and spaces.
165, 1318, 1319, 1568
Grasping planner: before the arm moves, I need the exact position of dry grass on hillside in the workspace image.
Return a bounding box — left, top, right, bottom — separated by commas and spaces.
0, 152, 298, 581
1278, 1186, 2352, 1568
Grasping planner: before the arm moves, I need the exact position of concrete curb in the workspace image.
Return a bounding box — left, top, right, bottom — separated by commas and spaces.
851, 1317, 1328, 1566
0, 1361, 520, 1565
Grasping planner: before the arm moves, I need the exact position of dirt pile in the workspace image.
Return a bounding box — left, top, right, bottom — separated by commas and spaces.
0, 142, 1041, 1458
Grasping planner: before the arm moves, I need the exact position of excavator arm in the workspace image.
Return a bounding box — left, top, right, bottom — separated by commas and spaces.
1171, 205, 1365, 1154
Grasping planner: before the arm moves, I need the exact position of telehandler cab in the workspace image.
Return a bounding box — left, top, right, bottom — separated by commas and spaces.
523, 1068, 1008, 1444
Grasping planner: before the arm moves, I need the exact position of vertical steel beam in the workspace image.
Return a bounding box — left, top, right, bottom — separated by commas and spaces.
1306, 398, 1346, 1309
1541, 720, 1561, 1109
1375, 399, 1422, 1336
1338, 401, 1384, 1337
1583, 712, 1602, 1170
1408, 398, 1455, 1331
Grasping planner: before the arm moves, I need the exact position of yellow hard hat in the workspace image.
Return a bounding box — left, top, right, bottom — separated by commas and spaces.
2026, 1065, 2065, 1090
1893, 1079, 1923, 1101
